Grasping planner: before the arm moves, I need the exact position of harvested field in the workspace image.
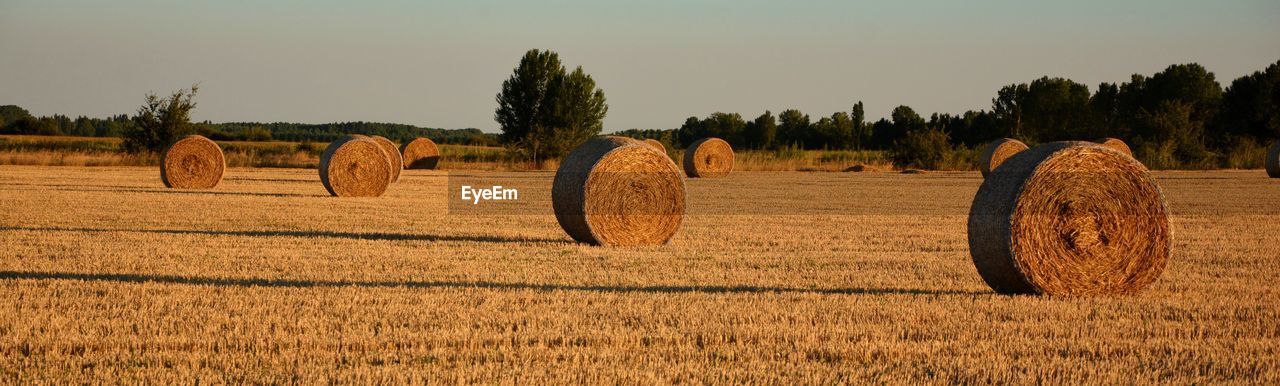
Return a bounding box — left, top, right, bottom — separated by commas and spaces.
0, 165, 1277, 383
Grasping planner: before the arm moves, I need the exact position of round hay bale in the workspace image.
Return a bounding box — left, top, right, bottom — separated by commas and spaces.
682, 137, 734, 178
318, 135, 392, 197
1267, 141, 1280, 178
160, 135, 225, 189
967, 141, 1171, 296
1094, 137, 1134, 157
642, 139, 666, 153
978, 138, 1029, 178
401, 137, 440, 170
368, 135, 403, 183
552, 136, 685, 246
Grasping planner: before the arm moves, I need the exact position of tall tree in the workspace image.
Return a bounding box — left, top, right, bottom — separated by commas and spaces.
123, 85, 199, 153
850, 102, 870, 150
495, 49, 606, 161
495, 49, 564, 161
1217, 60, 1279, 142
544, 66, 608, 154
776, 109, 810, 148
744, 111, 777, 150
991, 77, 1091, 142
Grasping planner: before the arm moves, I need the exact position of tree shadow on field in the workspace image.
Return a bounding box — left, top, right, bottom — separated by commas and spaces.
0, 270, 984, 297
0, 226, 563, 245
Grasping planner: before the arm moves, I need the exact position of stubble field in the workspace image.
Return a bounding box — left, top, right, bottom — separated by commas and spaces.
1, 165, 1277, 383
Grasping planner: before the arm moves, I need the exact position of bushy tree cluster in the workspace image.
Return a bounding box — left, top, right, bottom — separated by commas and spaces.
652, 60, 1280, 169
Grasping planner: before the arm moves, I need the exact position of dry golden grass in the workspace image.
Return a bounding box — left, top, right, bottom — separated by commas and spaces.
0, 165, 1277, 383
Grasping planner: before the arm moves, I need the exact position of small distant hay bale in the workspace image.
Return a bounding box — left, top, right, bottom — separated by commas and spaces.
401, 137, 440, 170
160, 135, 225, 189
368, 135, 403, 183
1267, 141, 1280, 178
979, 138, 1029, 178
642, 139, 666, 153
553, 136, 685, 246
319, 135, 392, 197
1094, 137, 1134, 157
967, 141, 1171, 296
682, 137, 734, 178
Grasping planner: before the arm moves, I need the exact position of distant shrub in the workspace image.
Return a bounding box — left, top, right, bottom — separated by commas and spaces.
891, 129, 951, 170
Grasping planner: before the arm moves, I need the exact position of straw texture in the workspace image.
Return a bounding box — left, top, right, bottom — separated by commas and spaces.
967, 141, 1171, 296
682, 137, 734, 178
1267, 141, 1280, 178
979, 138, 1028, 178
1094, 137, 1134, 157
160, 135, 225, 189
401, 137, 440, 170
369, 135, 403, 183
318, 135, 392, 197
553, 136, 686, 246
642, 139, 666, 154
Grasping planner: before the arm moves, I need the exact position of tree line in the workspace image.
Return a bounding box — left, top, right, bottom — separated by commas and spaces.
619, 60, 1279, 169
0, 105, 497, 148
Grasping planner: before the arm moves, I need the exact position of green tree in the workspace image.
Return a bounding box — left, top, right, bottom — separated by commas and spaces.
495, 49, 564, 161
1217, 60, 1279, 142
122, 85, 199, 153
776, 109, 809, 148
850, 102, 871, 150
494, 49, 607, 162
744, 111, 777, 150
544, 66, 608, 154
0, 105, 34, 130
992, 77, 1091, 142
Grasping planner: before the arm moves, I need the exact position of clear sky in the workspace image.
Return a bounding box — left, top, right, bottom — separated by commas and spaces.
2, 0, 1278, 132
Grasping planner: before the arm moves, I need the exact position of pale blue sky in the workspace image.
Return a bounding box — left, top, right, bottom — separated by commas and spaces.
2, 0, 1277, 132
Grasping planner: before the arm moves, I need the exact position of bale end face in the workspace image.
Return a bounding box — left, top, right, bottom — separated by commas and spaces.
160, 135, 225, 189
967, 141, 1171, 296
319, 136, 392, 197
401, 137, 441, 170
978, 138, 1028, 178
682, 137, 734, 178
553, 136, 685, 246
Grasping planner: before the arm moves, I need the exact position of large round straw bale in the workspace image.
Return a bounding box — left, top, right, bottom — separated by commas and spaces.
552, 136, 685, 246
401, 137, 440, 170
642, 139, 666, 153
682, 137, 734, 178
318, 135, 392, 197
967, 141, 1171, 296
368, 135, 403, 183
1266, 141, 1280, 178
979, 138, 1029, 178
160, 135, 225, 189
1094, 137, 1134, 157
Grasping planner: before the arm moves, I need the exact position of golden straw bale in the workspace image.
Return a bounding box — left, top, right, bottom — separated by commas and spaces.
552, 136, 685, 246
682, 137, 733, 178
319, 135, 392, 197
967, 141, 1171, 296
160, 135, 225, 189
979, 138, 1028, 178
